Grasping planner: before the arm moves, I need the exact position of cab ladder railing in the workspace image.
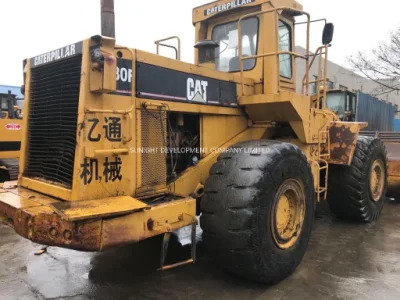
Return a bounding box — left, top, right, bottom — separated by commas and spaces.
314, 127, 331, 202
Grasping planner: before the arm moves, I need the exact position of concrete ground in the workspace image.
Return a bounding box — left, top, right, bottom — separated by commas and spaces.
1, 200, 400, 300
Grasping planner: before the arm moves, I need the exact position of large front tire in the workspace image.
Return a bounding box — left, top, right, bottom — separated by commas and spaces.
327, 136, 387, 222
200, 141, 315, 284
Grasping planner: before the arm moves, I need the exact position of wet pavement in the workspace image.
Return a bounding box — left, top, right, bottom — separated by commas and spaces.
1, 200, 400, 300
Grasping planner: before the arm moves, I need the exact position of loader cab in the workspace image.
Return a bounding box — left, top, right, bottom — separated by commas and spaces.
326, 90, 357, 121
193, 0, 302, 94
0, 92, 20, 119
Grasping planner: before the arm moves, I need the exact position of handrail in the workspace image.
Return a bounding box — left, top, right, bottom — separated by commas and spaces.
301, 45, 330, 109
301, 46, 324, 93
295, 18, 326, 26
238, 7, 311, 96
241, 51, 308, 61
85, 106, 134, 115
155, 36, 181, 61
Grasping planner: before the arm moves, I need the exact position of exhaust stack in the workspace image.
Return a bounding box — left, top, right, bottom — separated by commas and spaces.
101, 0, 115, 38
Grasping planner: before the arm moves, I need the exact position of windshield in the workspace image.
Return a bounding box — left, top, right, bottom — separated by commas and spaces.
1, 98, 8, 110
327, 92, 346, 119
212, 17, 259, 72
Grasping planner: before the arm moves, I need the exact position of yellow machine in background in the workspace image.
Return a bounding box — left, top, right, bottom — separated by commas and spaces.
0, 91, 22, 182
0, 0, 388, 284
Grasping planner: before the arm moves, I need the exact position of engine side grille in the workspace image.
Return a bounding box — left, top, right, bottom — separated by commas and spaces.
25, 55, 82, 188
140, 109, 167, 188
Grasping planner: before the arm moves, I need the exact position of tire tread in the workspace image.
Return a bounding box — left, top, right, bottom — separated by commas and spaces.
328, 136, 388, 222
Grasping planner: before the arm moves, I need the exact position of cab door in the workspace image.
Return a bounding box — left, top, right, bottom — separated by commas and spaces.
278, 17, 296, 92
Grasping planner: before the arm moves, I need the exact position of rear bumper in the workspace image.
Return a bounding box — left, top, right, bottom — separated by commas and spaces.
0, 183, 196, 251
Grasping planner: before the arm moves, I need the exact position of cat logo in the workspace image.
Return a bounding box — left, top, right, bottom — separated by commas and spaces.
187, 78, 208, 103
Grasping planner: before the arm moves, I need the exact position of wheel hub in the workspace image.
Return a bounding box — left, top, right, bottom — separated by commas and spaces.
271, 179, 306, 249
369, 159, 385, 202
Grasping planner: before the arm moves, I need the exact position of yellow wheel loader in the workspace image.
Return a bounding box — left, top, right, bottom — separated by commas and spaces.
0, 0, 388, 284
0, 91, 22, 183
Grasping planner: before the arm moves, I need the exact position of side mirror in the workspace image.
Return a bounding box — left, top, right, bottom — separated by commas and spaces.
322, 23, 334, 45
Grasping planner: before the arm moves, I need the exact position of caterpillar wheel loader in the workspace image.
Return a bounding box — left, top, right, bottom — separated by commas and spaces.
0, 0, 387, 284
0, 91, 22, 183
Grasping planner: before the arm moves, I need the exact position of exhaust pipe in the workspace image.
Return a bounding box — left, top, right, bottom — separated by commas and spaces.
101, 0, 115, 38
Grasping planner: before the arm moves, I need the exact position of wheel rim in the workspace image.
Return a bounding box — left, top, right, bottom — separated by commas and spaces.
369, 159, 385, 202
271, 179, 306, 249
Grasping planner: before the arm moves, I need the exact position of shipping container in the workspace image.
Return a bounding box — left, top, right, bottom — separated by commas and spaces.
356, 92, 396, 132
394, 119, 400, 132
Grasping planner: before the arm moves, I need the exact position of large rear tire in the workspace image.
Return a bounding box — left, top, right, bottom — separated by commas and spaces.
200, 140, 315, 284
0, 168, 10, 183
0, 159, 18, 181
327, 136, 387, 222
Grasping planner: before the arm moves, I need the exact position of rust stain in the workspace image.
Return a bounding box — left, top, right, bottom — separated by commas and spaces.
0, 188, 196, 252
147, 218, 154, 231
329, 124, 358, 165
0, 199, 102, 251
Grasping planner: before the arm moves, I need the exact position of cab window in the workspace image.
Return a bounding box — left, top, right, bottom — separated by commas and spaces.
327, 92, 346, 119
1, 98, 7, 110
278, 20, 292, 78
212, 17, 259, 72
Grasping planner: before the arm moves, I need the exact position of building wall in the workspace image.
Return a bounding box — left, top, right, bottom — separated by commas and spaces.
295, 46, 400, 108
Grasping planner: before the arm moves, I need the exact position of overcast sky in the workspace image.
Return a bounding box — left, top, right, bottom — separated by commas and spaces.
1, 0, 399, 86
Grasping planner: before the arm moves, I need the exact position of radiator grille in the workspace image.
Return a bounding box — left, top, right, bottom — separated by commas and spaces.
140, 109, 167, 187
25, 55, 82, 188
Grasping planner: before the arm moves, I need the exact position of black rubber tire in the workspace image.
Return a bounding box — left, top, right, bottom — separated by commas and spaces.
0, 159, 19, 181
327, 136, 387, 222
200, 140, 315, 284
0, 169, 10, 183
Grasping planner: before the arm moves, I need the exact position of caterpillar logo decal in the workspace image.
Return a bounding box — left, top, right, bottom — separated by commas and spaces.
30, 42, 83, 68
187, 78, 208, 103
136, 62, 238, 107
204, 0, 256, 16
